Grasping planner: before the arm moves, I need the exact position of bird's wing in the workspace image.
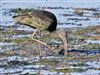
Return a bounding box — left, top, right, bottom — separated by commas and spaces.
30, 10, 54, 29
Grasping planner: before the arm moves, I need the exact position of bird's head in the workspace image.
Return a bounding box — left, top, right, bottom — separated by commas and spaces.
54, 29, 68, 39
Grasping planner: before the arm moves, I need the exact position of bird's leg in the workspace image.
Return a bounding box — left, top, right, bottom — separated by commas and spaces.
38, 31, 42, 57
38, 32, 42, 75
32, 38, 55, 51
31, 31, 55, 51
32, 29, 37, 37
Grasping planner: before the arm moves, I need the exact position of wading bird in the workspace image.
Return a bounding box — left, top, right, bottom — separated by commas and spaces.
13, 10, 68, 57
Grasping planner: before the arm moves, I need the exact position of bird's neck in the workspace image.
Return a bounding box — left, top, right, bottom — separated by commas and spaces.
54, 29, 68, 56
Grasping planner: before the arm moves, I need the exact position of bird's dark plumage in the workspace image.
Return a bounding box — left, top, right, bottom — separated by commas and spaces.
13, 10, 57, 32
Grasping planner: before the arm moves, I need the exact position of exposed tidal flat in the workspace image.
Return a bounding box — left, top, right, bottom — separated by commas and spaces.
0, 1, 100, 75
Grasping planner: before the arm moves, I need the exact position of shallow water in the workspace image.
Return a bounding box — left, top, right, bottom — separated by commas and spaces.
0, 0, 100, 75
0, 0, 100, 28
0, 55, 100, 75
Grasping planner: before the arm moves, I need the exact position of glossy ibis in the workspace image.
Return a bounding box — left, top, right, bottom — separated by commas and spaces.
13, 9, 68, 57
